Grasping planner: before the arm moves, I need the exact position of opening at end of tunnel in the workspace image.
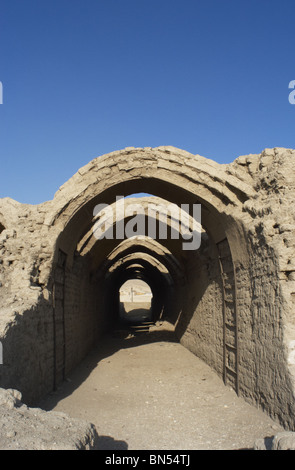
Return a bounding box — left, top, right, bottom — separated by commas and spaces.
119, 279, 153, 325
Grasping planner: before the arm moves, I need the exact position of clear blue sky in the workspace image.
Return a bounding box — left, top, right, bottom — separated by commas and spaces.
0, 0, 294, 204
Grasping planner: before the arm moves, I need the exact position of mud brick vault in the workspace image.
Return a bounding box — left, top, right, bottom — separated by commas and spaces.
0, 146, 295, 430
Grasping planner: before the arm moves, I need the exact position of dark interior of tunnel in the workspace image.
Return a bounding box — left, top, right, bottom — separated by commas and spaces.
105, 262, 174, 328
118, 278, 153, 324
51, 184, 233, 397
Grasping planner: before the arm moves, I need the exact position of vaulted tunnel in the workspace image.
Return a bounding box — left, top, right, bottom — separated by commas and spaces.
52, 184, 234, 395
2, 147, 295, 430
118, 278, 153, 325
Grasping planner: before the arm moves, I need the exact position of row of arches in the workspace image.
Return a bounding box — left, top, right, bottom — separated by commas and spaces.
50, 151, 241, 396
2, 146, 294, 430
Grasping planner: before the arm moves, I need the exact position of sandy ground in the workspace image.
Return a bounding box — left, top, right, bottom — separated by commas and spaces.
39, 323, 283, 450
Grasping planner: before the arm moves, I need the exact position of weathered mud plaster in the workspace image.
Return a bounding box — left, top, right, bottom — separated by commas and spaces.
0, 146, 295, 430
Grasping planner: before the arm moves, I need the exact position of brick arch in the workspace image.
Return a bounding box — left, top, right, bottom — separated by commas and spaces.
42, 147, 295, 429
106, 252, 175, 325
44, 148, 245, 395
1, 146, 295, 431
44, 146, 253, 271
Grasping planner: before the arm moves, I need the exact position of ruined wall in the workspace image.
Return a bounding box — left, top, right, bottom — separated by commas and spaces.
176, 234, 224, 378
0, 200, 54, 404
228, 148, 295, 428
63, 255, 109, 377
0, 146, 294, 430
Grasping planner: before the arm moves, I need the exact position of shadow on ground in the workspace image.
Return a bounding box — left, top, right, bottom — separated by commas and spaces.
38, 323, 177, 412
93, 435, 128, 450
38, 324, 177, 450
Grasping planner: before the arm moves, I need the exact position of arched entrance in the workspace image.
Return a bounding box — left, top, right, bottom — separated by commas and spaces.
49, 148, 244, 397
1, 146, 295, 431
119, 279, 153, 329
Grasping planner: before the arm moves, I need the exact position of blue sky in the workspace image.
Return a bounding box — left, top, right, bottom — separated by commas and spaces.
0, 0, 295, 204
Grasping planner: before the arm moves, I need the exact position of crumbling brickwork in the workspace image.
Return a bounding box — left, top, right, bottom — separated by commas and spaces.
0, 146, 295, 430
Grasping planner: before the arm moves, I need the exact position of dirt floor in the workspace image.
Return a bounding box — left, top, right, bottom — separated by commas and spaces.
39, 322, 283, 450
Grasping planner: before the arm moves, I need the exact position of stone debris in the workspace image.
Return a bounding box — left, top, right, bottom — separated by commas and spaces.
0, 388, 99, 450
254, 432, 295, 450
